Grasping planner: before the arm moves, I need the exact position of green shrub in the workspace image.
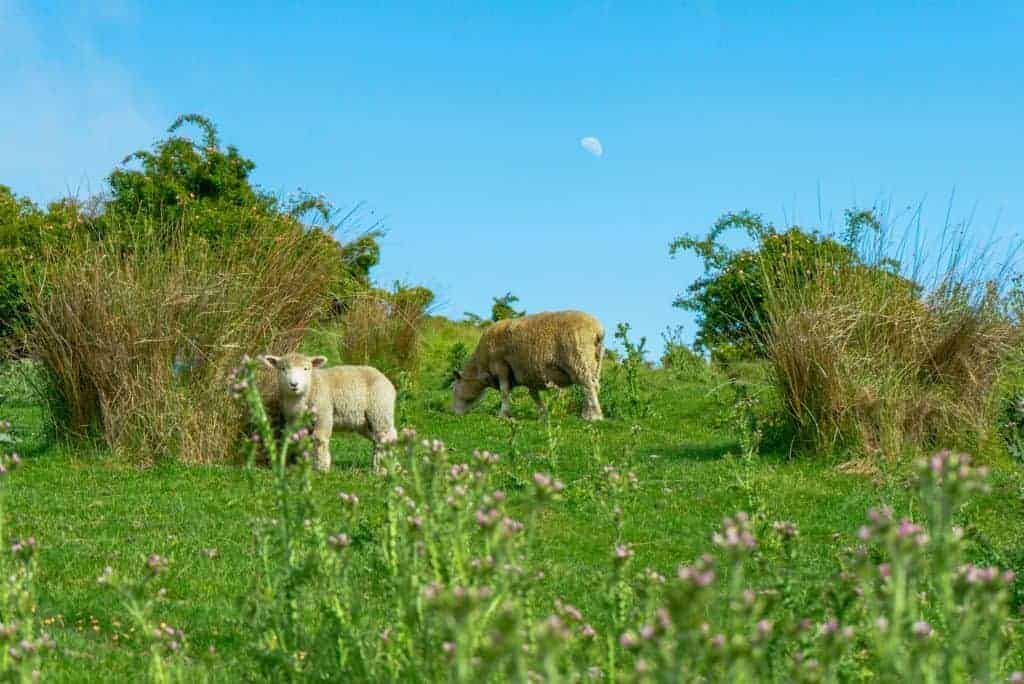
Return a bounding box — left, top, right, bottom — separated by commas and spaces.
600, 323, 653, 419
105, 114, 380, 292
0, 186, 50, 352
3, 114, 382, 361
659, 325, 709, 381
670, 211, 865, 360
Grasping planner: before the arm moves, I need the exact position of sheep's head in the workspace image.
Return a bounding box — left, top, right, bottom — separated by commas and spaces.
260, 353, 327, 397
451, 370, 488, 415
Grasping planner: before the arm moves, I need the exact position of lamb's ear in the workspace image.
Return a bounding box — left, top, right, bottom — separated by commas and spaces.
260, 355, 280, 370
311, 356, 328, 368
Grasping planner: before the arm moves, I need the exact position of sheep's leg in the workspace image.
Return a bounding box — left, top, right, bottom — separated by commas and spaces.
494, 364, 513, 418
529, 388, 547, 418
581, 378, 603, 421
312, 413, 334, 471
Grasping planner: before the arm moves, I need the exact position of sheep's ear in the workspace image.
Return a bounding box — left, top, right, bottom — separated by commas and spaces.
260, 355, 280, 370
311, 356, 328, 368
453, 369, 462, 380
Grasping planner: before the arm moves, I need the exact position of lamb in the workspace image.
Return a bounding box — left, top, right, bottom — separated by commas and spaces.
259, 352, 397, 471
452, 310, 604, 421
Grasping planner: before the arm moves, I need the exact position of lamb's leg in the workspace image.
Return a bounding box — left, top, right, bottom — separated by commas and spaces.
312, 413, 334, 471
494, 364, 513, 418
371, 426, 398, 474
529, 388, 547, 418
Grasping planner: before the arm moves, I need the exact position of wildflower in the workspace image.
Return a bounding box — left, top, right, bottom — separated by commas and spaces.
97, 566, 114, 585
442, 641, 456, 654
10, 537, 37, 557
328, 533, 351, 550
533, 472, 564, 498
756, 619, 773, 636
475, 508, 500, 528
878, 563, 891, 580
201, 548, 219, 559
555, 599, 583, 622
473, 449, 500, 464
645, 568, 666, 584
422, 438, 445, 454
868, 505, 894, 525
874, 617, 889, 632
712, 513, 757, 553
581, 624, 596, 639
773, 520, 798, 539
146, 553, 168, 575
400, 427, 417, 442
338, 492, 360, 507
618, 631, 639, 649
1009, 672, 1024, 684
613, 544, 634, 564
448, 464, 470, 480
8, 453, 20, 468
912, 621, 933, 639
501, 517, 524, 536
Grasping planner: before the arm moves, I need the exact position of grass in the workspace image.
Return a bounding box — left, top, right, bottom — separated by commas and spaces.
3, 319, 1024, 680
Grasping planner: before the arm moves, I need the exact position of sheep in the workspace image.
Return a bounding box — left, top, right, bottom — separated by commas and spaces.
259, 352, 397, 471
452, 310, 604, 421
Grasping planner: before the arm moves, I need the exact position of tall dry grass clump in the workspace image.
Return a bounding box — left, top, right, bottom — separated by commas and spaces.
23, 217, 341, 463
318, 284, 434, 384
762, 231, 1017, 458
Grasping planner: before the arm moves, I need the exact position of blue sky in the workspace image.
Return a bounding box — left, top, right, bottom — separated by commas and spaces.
2, 1, 1022, 354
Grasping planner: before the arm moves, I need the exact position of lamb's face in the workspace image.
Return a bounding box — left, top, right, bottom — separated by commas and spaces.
451, 372, 487, 415
261, 353, 327, 397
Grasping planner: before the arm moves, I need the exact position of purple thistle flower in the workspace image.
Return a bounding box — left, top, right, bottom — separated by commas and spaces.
618, 631, 639, 649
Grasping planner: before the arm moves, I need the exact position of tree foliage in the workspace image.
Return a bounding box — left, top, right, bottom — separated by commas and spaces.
490, 292, 525, 321
1, 114, 383, 349
670, 211, 872, 359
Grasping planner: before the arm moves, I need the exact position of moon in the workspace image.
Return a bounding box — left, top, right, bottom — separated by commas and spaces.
579, 136, 603, 157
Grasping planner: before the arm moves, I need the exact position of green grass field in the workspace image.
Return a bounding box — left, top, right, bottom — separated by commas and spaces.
2, 318, 1024, 681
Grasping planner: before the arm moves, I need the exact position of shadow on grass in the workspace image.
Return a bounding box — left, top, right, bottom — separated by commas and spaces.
648, 440, 736, 463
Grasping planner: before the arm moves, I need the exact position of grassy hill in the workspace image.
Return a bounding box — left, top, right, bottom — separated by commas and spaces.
2, 317, 1023, 681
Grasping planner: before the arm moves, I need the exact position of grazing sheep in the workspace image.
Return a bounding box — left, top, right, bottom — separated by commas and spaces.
260, 352, 397, 471
452, 310, 604, 421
